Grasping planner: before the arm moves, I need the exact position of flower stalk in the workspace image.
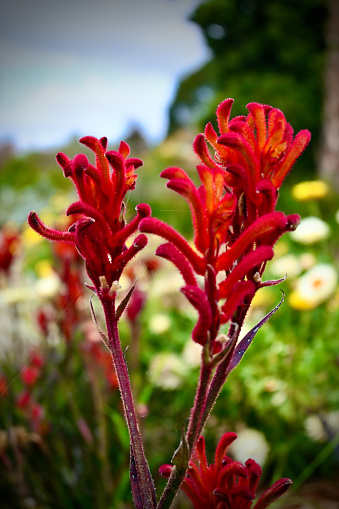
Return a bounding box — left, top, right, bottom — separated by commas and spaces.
101, 298, 156, 509
28, 99, 310, 509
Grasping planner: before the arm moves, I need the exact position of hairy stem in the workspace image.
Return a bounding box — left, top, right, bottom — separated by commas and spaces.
101, 298, 156, 509
156, 358, 213, 509
186, 363, 213, 452
156, 465, 187, 509
198, 321, 242, 437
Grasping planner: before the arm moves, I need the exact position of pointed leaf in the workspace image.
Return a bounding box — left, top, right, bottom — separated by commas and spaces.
130, 446, 157, 509
172, 420, 189, 469
130, 446, 143, 509
226, 292, 284, 375
115, 282, 136, 321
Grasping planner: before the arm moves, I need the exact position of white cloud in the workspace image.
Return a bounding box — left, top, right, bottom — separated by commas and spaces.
0, 0, 209, 150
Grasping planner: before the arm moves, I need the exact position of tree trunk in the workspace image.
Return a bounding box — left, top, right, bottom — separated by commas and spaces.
318, 0, 339, 190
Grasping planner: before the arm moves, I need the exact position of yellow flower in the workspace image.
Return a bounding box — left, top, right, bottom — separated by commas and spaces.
291, 180, 329, 201
21, 225, 43, 247
35, 260, 54, 278
250, 287, 275, 308
289, 264, 338, 310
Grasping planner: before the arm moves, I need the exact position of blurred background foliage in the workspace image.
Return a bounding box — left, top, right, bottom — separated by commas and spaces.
0, 0, 339, 507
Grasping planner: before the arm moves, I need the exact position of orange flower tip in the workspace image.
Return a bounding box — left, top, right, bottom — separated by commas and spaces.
73, 154, 89, 173
136, 203, 151, 217
205, 122, 217, 139
100, 137, 108, 150
193, 133, 217, 169
119, 140, 130, 157
159, 464, 172, 478
286, 214, 301, 231
247, 101, 272, 116
217, 98, 234, 119
300, 129, 312, 145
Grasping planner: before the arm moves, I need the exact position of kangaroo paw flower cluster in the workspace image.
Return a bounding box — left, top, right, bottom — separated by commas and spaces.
27, 99, 310, 509
160, 432, 292, 509
28, 136, 151, 302
140, 100, 310, 354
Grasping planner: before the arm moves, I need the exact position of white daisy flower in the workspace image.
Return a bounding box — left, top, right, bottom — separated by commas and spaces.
290, 216, 330, 244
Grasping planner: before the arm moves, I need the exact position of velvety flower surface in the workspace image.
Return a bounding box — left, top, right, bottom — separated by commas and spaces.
140, 100, 310, 352
28, 137, 151, 300
160, 432, 292, 509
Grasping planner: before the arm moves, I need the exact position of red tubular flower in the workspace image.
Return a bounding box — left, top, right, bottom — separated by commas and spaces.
0, 225, 20, 276
140, 99, 310, 351
159, 432, 292, 509
28, 137, 151, 300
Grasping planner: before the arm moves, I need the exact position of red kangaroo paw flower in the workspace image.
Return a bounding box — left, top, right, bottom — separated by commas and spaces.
246, 102, 269, 152
166, 431, 292, 509
205, 121, 218, 143
66, 201, 112, 238
112, 234, 148, 280
216, 212, 286, 272
156, 243, 197, 286
28, 211, 76, 243
114, 203, 152, 245
218, 462, 248, 489
193, 133, 217, 169
216, 98, 234, 134
253, 478, 292, 509
56, 152, 72, 175
118, 139, 129, 157
160, 166, 190, 180
80, 135, 111, 188
100, 136, 108, 150
139, 217, 206, 275
30, 137, 150, 296
214, 432, 237, 468
218, 246, 274, 300
181, 285, 212, 345
256, 179, 278, 215
220, 281, 255, 324
218, 132, 259, 193
272, 129, 311, 188
165, 177, 209, 253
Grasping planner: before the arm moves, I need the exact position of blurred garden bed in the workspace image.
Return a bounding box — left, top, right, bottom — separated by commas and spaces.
0, 135, 338, 508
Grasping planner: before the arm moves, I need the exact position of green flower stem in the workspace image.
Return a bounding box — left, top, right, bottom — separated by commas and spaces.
101, 298, 156, 509
156, 360, 213, 509
156, 465, 187, 509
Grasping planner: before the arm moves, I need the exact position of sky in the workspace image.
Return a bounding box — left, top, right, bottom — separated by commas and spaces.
0, 0, 209, 152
